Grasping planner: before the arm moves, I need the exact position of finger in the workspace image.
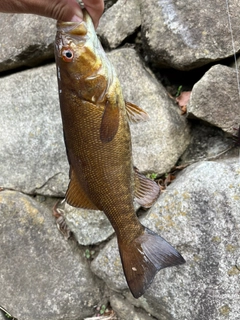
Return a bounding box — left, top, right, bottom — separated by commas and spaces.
0, 0, 83, 22
82, 0, 104, 27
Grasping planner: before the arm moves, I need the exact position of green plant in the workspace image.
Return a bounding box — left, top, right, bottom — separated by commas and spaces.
84, 249, 95, 260
176, 85, 182, 97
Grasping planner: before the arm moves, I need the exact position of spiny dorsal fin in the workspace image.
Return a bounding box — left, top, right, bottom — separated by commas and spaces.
118, 226, 185, 298
100, 98, 120, 143
125, 101, 149, 123
134, 168, 160, 208
65, 168, 99, 210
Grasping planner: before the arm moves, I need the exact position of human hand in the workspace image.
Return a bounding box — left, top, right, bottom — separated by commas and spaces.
0, 0, 104, 27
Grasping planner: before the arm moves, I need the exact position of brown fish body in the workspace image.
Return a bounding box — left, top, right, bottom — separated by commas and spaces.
55, 10, 185, 298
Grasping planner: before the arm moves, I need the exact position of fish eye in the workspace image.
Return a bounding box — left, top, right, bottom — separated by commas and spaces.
61, 48, 74, 62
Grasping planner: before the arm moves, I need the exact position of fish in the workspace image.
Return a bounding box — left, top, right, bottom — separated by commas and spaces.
54, 9, 185, 298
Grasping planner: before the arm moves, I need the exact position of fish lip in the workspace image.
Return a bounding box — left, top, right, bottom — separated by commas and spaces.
57, 21, 79, 28
56, 20, 89, 38
57, 20, 83, 32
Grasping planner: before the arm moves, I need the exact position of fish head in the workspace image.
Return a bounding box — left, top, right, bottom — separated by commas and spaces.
55, 10, 102, 81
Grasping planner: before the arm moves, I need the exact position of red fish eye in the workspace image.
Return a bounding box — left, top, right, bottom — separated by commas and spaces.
61, 48, 74, 62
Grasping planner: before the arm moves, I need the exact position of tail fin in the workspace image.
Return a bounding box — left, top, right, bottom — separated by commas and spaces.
118, 227, 185, 298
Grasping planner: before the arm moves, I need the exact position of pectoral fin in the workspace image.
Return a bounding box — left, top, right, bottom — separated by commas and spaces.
100, 99, 119, 143
134, 168, 160, 208
65, 168, 99, 210
125, 101, 149, 123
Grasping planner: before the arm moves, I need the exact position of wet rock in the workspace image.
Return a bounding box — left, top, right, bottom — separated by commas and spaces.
0, 14, 55, 73
187, 64, 240, 134
91, 158, 240, 320
0, 190, 103, 320
97, 0, 141, 49
140, 0, 240, 70
0, 64, 69, 196
108, 48, 191, 174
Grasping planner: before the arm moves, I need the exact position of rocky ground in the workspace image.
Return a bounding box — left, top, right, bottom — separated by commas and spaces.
0, 0, 240, 319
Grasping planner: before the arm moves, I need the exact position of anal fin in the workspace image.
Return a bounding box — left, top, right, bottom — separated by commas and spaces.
118, 226, 185, 298
134, 168, 160, 208
66, 168, 98, 210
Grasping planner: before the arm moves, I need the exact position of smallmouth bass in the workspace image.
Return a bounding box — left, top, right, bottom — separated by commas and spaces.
54, 10, 185, 298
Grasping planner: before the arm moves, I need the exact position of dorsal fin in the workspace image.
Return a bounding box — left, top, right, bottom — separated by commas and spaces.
100, 98, 120, 143
134, 168, 160, 208
65, 168, 99, 210
125, 101, 149, 123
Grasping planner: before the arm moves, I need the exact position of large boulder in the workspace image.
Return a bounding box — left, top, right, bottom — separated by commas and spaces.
108, 48, 191, 174
140, 0, 240, 70
91, 157, 240, 320
187, 64, 240, 134
0, 190, 103, 320
0, 13, 55, 72
97, 0, 141, 49
0, 64, 68, 196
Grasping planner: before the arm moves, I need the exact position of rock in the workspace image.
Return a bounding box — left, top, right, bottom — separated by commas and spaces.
91, 236, 127, 292
0, 190, 103, 320
179, 121, 235, 164
63, 203, 114, 245
187, 64, 240, 134
91, 158, 240, 320
0, 63, 69, 196
140, 0, 240, 70
110, 294, 154, 320
108, 48, 191, 174
63, 201, 140, 246
0, 14, 55, 73
104, 0, 118, 11
97, 0, 141, 49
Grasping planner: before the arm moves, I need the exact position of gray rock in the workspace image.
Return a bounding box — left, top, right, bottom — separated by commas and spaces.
63, 203, 114, 245
0, 14, 55, 72
140, 0, 240, 70
97, 0, 141, 49
0, 190, 103, 320
179, 121, 235, 165
110, 294, 154, 320
91, 236, 127, 292
63, 201, 140, 246
91, 158, 240, 320
0, 63, 69, 196
108, 48, 191, 174
187, 64, 240, 134
131, 158, 240, 320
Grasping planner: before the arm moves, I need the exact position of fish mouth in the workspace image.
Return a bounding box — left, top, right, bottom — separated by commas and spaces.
57, 21, 88, 36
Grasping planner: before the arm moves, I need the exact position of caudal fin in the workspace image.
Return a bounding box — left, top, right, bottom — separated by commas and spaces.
118, 227, 185, 298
